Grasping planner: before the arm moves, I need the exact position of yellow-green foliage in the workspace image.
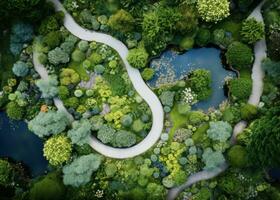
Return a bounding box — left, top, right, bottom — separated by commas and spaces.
105, 96, 131, 129
197, 0, 230, 23
43, 135, 72, 166
59, 68, 80, 86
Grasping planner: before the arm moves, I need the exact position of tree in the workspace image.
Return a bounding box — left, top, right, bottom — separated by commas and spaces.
10, 22, 33, 55
240, 18, 265, 44
108, 9, 134, 33
12, 61, 29, 77
247, 106, 280, 167
43, 135, 72, 166
29, 173, 66, 200
207, 121, 232, 142
197, 0, 230, 23
226, 42, 253, 69
202, 148, 225, 170
115, 130, 136, 147
127, 47, 149, 69
59, 68, 80, 86
97, 125, 116, 144
28, 111, 70, 138
36, 76, 58, 99
227, 145, 248, 168
229, 78, 252, 101
142, 6, 181, 54
189, 69, 211, 100
67, 119, 92, 146
0, 159, 13, 186
176, 5, 198, 35
43, 31, 62, 49
63, 154, 102, 187
6, 101, 24, 120
48, 47, 70, 65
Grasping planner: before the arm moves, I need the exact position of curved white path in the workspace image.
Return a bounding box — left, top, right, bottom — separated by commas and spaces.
33, 0, 164, 159
168, 1, 267, 199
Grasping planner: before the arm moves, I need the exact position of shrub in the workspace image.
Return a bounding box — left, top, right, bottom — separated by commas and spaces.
58, 86, 69, 100
121, 114, 133, 127
48, 47, 70, 65
43, 135, 72, 166
189, 111, 205, 125
63, 154, 102, 187
195, 28, 211, 46
115, 130, 136, 147
141, 68, 155, 81
12, 61, 29, 77
29, 173, 65, 200
89, 52, 102, 65
132, 119, 145, 133
240, 18, 264, 44
267, 23, 280, 61
94, 64, 105, 74
159, 91, 175, 107
71, 49, 85, 63
202, 148, 225, 170
240, 103, 258, 121
197, 0, 230, 23
67, 119, 92, 146
61, 41, 76, 54
43, 31, 61, 49
262, 58, 280, 82
207, 121, 232, 142
227, 145, 248, 168
36, 76, 59, 99
229, 78, 252, 101
59, 68, 80, 86
226, 42, 253, 69
28, 111, 70, 138
127, 48, 149, 69
6, 102, 24, 120
0, 159, 13, 186
78, 40, 89, 52
65, 97, 79, 109
97, 125, 116, 144
179, 36, 195, 50
189, 69, 211, 100
90, 115, 104, 131
108, 9, 134, 32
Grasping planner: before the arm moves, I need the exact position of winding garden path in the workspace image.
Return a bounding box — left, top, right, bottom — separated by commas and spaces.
168, 1, 267, 199
32, 0, 164, 159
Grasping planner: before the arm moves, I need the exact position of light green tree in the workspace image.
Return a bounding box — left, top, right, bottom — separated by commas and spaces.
197, 0, 230, 23
43, 135, 72, 166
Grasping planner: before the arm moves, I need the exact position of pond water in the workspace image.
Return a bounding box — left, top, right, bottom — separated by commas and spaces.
0, 112, 48, 177
147, 48, 236, 110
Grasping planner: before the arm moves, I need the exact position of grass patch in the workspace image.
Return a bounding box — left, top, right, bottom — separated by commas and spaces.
69, 61, 89, 81
169, 104, 189, 142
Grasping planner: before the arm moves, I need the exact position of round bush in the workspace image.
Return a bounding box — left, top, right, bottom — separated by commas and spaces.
229, 78, 252, 101
71, 49, 85, 62
226, 42, 253, 69
227, 145, 248, 168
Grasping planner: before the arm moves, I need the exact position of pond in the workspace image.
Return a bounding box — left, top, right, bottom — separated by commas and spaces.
147, 48, 236, 110
0, 112, 48, 177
